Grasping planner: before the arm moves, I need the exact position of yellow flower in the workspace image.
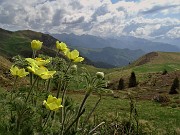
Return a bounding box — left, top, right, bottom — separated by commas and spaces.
27, 62, 39, 73
26, 57, 51, 67
56, 41, 69, 53
31, 40, 43, 50
38, 70, 56, 80
34, 66, 48, 76
43, 95, 63, 111
66, 49, 84, 62
10, 65, 29, 78
27, 64, 56, 80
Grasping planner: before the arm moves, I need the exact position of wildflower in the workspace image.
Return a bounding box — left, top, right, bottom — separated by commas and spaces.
43, 95, 63, 111
66, 49, 84, 62
27, 65, 56, 80
56, 41, 69, 53
27, 62, 39, 74
96, 72, 104, 79
26, 57, 51, 67
10, 65, 29, 77
39, 70, 56, 80
31, 40, 43, 50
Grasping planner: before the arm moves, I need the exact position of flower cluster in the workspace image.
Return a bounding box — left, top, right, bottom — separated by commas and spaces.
26, 57, 56, 80
9, 40, 85, 113
7, 39, 108, 135
56, 41, 84, 63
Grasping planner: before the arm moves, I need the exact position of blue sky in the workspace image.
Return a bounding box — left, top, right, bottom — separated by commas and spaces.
0, 0, 179, 40
111, 0, 140, 3
111, 0, 119, 3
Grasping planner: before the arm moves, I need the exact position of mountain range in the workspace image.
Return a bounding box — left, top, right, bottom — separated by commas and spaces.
75, 46, 145, 68
52, 33, 180, 52
0, 27, 179, 69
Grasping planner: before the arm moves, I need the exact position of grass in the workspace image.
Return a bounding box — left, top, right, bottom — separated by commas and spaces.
67, 92, 180, 134
106, 63, 180, 83
133, 63, 180, 73
106, 52, 180, 81
0, 34, 31, 57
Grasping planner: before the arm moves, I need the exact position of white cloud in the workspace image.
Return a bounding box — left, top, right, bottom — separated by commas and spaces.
0, 0, 179, 39
130, 24, 161, 38
166, 27, 180, 38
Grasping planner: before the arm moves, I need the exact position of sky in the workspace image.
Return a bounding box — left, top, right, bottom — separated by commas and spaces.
0, 0, 180, 40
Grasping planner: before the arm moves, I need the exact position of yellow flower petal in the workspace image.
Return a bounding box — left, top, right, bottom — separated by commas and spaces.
10, 66, 19, 76
44, 95, 63, 111
10, 65, 29, 77
56, 41, 68, 52
31, 40, 43, 50
26, 58, 51, 67
18, 68, 29, 77
39, 71, 56, 79
74, 57, 84, 63
70, 50, 79, 60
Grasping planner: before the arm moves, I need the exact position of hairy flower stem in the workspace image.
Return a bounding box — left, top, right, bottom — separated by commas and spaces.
25, 76, 38, 103
56, 50, 60, 57
32, 50, 36, 58
46, 51, 59, 92
60, 83, 69, 135
56, 61, 71, 98
75, 92, 90, 129
10, 76, 18, 122
46, 79, 51, 92
11, 76, 18, 101
83, 94, 101, 129
43, 111, 51, 129
30, 73, 33, 85
64, 109, 85, 135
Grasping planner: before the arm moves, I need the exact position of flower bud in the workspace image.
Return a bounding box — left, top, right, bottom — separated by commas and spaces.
96, 72, 104, 79
31, 40, 43, 50
71, 64, 77, 71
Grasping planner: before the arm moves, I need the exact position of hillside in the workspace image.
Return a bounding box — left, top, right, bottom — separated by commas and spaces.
0, 28, 102, 67
132, 52, 180, 66
108, 52, 180, 78
77, 46, 145, 67
106, 52, 180, 91
0, 28, 59, 58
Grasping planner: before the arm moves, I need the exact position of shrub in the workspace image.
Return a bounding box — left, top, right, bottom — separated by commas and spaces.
118, 78, 124, 90
162, 69, 168, 75
153, 94, 170, 103
169, 77, 179, 94
128, 71, 137, 88
170, 103, 177, 108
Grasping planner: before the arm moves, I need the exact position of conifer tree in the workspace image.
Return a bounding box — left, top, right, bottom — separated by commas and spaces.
118, 78, 124, 90
128, 71, 137, 88
169, 77, 179, 94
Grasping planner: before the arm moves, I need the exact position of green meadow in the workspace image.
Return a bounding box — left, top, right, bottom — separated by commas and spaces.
67, 92, 180, 134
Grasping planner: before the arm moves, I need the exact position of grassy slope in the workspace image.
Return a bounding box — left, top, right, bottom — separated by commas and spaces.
107, 52, 180, 81
0, 29, 34, 57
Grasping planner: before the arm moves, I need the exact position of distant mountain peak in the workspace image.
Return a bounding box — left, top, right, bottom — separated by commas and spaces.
51, 33, 180, 52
